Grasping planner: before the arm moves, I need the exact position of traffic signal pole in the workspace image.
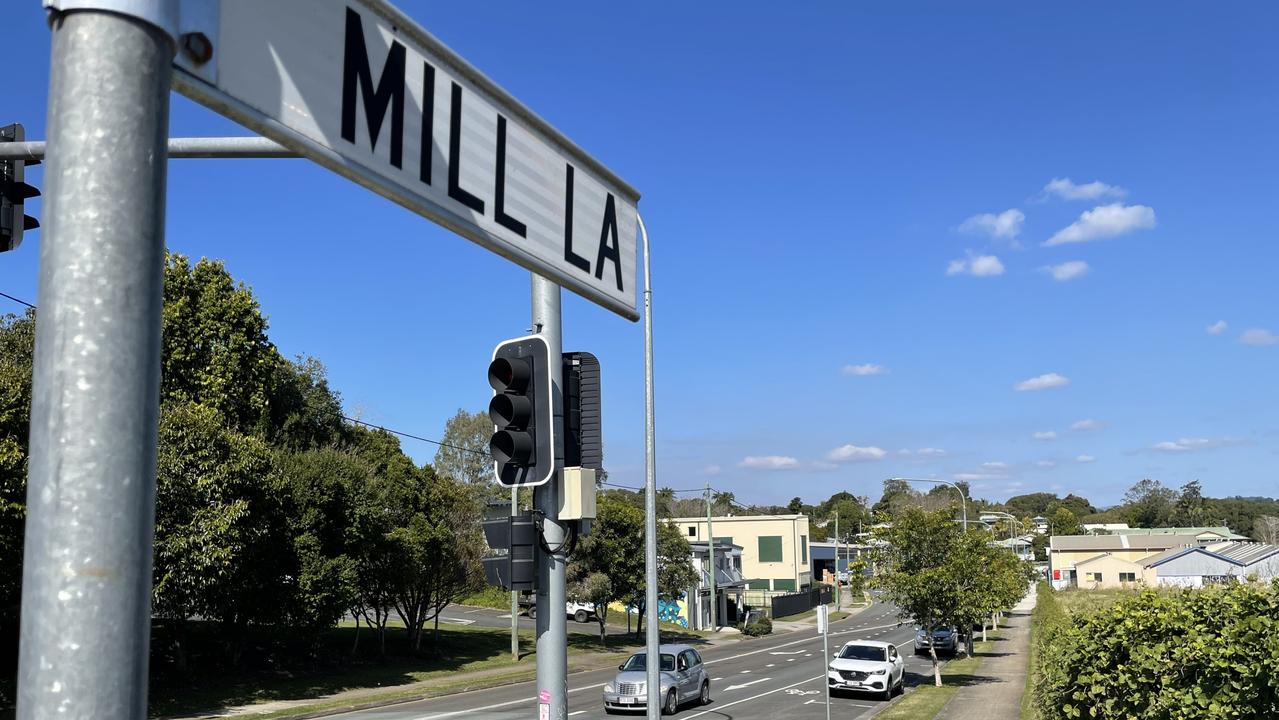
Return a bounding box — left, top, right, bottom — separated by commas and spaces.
532, 275, 568, 720
19, 3, 175, 717
638, 214, 661, 720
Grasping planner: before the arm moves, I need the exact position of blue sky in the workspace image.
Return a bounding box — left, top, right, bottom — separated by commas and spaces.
3, 3, 1278, 508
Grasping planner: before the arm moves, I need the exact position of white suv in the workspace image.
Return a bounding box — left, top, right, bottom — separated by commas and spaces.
827, 640, 905, 700
523, 600, 597, 623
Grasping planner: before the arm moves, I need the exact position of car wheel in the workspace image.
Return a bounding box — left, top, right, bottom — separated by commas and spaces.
527, 606, 537, 619
663, 690, 678, 715
699, 681, 710, 706
881, 685, 892, 701
575, 610, 589, 623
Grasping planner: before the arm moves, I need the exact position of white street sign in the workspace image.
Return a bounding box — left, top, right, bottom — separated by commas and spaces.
817, 604, 828, 634
173, 0, 640, 319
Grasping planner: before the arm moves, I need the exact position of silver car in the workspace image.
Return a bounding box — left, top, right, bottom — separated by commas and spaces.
603, 643, 710, 715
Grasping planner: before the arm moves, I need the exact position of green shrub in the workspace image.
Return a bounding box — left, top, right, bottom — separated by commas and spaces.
458, 586, 513, 610
742, 617, 773, 637
1031, 580, 1279, 719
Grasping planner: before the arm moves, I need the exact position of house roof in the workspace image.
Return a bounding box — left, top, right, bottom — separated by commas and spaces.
1123, 526, 1249, 540
1050, 534, 1196, 552
1207, 541, 1279, 565
672, 514, 808, 523
1137, 546, 1243, 568
1075, 552, 1144, 569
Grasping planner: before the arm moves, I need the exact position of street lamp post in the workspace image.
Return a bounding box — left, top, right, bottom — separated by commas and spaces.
889, 477, 968, 529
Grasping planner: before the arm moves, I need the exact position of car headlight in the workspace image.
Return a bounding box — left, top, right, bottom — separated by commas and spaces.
604, 684, 614, 693
871, 669, 887, 675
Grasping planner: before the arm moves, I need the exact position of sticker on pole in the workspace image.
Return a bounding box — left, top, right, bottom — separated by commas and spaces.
172, 0, 641, 320
817, 604, 828, 634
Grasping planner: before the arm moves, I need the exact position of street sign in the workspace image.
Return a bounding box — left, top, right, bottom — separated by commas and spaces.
172, 0, 641, 320
817, 603, 828, 634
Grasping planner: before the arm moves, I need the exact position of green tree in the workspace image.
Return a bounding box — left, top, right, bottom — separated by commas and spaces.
787, 496, 804, 514
633, 520, 699, 637
1047, 506, 1082, 536
153, 401, 291, 667
569, 496, 645, 645
0, 311, 35, 626
873, 478, 922, 517
433, 408, 493, 486
871, 508, 967, 686
1170, 479, 1207, 527
1123, 478, 1176, 528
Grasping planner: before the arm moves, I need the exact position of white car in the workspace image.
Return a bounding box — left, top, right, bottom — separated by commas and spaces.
827, 640, 904, 700
523, 600, 597, 623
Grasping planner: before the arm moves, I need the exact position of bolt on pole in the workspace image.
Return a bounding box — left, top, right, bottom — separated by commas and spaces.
532, 275, 567, 720
638, 214, 661, 720
19, 4, 174, 718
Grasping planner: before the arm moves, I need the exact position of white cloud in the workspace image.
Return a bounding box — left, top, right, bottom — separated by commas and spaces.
1015, 373, 1070, 392
1076, 455, 1096, 463
1042, 177, 1127, 201
954, 473, 1002, 482
916, 447, 947, 458
1070, 419, 1102, 432
947, 253, 1005, 277
1036, 460, 1057, 468
1206, 320, 1228, 336
826, 444, 887, 462
739, 456, 798, 470
842, 363, 888, 376
702, 464, 722, 476
959, 209, 1024, 240
1151, 437, 1247, 453
982, 461, 1010, 470
1044, 203, 1156, 246
1032, 431, 1058, 441
1044, 260, 1090, 282
1240, 328, 1279, 347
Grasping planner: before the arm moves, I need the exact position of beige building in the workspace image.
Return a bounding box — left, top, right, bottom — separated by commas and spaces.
1074, 553, 1156, 589
673, 514, 811, 592
1048, 534, 1194, 589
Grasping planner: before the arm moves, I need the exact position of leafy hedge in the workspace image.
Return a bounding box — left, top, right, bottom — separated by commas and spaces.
742, 617, 773, 637
1031, 580, 1279, 719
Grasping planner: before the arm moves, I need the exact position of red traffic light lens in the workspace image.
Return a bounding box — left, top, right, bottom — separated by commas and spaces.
488, 357, 532, 393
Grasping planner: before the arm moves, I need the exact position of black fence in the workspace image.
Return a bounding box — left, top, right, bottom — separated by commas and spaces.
769, 585, 833, 619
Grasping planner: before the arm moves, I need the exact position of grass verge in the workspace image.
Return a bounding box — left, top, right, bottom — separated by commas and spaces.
873, 633, 1000, 720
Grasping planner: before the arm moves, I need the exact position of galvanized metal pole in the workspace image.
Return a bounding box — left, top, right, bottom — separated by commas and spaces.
821, 608, 832, 720
637, 214, 661, 720
511, 485, 519, 659
0, 135, 294, 161
705, 480, 716, 630
19, 4, 175, 718
532, 275, 567, 720
834, 513, 840, 609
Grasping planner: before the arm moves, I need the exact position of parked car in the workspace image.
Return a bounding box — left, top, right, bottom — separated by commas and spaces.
603, 644, 710, 714
914, 625, 960, 655
520, 598, 597, 623
827, 640, 904, 700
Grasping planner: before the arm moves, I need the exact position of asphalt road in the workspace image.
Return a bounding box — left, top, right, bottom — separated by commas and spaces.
328, 601, 953, 720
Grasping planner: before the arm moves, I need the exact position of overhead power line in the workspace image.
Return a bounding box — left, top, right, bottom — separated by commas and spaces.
341, 415, 488, 457
1, 291, 36, 309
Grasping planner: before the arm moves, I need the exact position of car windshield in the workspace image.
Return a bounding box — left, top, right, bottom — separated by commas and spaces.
621, 653, 676, 672
838, 645, 887, 662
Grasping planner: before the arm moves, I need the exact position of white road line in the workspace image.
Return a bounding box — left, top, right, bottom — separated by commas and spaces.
723, 677, 771, 691
739, 670, 751, 674
680, 675, 823, 720
568, 712, 587, 717
402, 683, 606, 720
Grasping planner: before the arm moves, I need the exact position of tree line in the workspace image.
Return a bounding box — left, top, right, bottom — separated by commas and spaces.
1, 254, 487, 680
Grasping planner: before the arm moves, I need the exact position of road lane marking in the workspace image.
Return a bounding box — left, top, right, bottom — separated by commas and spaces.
739, 670, 750, 674
568, 712, 587, 717
401, 683, 606, 720
679, 675, 823, 719
724, 678, 771, 691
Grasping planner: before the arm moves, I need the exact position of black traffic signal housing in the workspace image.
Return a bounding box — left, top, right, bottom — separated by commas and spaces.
481, 510, 537, 591
562, 352, 602, 471
488, 335, 555, 487
1, 123, 40, 253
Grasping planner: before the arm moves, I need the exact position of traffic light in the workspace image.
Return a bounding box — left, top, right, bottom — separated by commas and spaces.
488, 335, 555, 487
481, 509, 537, 591
562, 351, 602, 471
1, 123, 39, 253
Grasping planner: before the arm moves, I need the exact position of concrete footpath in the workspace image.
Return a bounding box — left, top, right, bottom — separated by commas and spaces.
933, 585, 1037, 720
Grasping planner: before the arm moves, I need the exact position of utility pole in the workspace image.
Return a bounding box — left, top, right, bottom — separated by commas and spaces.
638, 215, 661, 720
705, 481, 717, 630
511, 485, 519, 659
19, 3, 173, 718
532, 276, 567, 720
834, 513, 840, 609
